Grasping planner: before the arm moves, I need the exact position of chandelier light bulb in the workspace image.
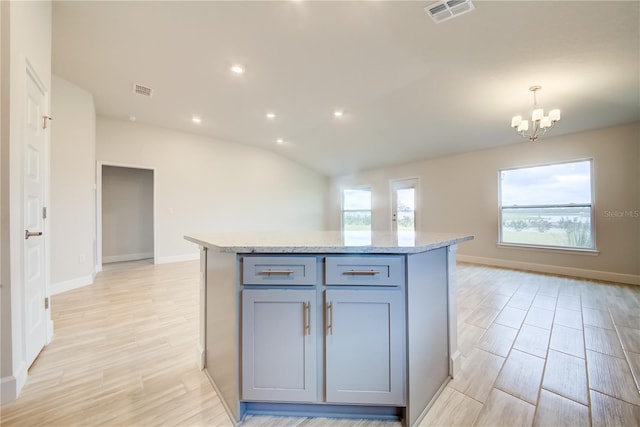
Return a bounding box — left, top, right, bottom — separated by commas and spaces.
549, 109, 561, 122
540, 116, 552, 129
511, 115, 522, 128
532, 108, 544, 122
517, 120, 529, 132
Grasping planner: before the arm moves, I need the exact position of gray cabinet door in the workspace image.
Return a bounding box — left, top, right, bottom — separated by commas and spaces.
242, 289, 317, 402
325, 289, 405, 405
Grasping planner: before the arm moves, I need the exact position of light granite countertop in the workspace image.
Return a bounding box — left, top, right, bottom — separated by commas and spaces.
184, 230, 473, 254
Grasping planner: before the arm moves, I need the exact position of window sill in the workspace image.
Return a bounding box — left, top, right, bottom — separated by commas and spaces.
496, 242, 600, 256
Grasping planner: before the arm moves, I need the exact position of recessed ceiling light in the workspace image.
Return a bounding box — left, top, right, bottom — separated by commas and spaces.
128, 115, 137, 122
266, 112, 276, 120
192, 116, 202, 124
276, 138, 285, 145
333, 110, 344, 118
231, 65, 245, 75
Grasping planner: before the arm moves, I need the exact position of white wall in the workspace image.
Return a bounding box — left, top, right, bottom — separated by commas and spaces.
330, 123, 640, 284
97, 117, 328, 262
1, 0, 52, 403
101, 165, 154, 263
50, 75, 96, 294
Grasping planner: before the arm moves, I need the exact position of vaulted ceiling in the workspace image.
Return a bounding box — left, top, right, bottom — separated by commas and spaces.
52, 1, 640, 176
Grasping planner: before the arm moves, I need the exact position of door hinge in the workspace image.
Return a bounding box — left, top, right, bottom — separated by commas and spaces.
44, 297, 50, 310
42, 115, 52, 130
43, 207, 47, 220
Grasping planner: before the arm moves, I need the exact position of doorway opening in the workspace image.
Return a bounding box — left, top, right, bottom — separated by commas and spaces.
96, 162, 157, 272
391, 178, 420, 232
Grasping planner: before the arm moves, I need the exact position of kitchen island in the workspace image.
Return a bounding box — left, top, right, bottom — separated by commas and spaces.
184, 231, 473, 427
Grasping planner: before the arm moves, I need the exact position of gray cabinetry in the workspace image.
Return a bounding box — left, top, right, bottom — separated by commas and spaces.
325, 256, 403, 286
241, 289, 317, 402
243, 256, 316, 285
241, 255, 406, 407
325, 289, 405, 405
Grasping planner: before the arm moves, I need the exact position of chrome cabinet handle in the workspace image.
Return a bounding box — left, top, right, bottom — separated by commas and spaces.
25, 230, 43, 240
326, 302, 333, 335
259, 269, 294, 275
343, 270, 380, 276
303, 302, 311, 336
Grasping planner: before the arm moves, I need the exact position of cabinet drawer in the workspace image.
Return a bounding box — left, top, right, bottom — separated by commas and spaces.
242, 256, 316, 285
325, 256, 403, 286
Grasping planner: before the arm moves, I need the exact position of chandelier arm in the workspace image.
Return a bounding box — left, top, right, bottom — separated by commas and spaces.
531, 119, 540, 140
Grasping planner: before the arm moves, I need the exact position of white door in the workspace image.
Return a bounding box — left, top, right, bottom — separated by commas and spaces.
23, 65, 48, 368
391, 178, 419, 232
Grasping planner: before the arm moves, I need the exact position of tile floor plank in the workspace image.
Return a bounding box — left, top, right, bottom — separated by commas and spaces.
477, 323, 518, 357
449, 348, 505, 403
419, 386, 482, 427
513, 324, 551, 359
523, 306, 555, 330
586, 349, 640, 405
553, 307, 583, 330
590, 390, 640, 426
494, 349, 545, 404
549, 324, 585, 359
532, 389, 589, 427
626, 350, 640, 391
541, 350, 589, 405
473, 388, 535, 427
584, 324, 626, 358
582, 307, 614, 330
494, 306, 528, 330
617, 326, 640, 353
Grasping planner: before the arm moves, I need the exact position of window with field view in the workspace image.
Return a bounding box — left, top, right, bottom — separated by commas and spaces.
342, 188, 372, 232
499, 160, 594, 250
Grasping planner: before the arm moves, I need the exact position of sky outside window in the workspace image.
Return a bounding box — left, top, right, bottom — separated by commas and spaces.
501, 160, 592, 206
343, 189, 371, 210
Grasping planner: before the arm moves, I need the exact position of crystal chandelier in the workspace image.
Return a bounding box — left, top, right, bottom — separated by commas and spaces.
511, 85, 561, 142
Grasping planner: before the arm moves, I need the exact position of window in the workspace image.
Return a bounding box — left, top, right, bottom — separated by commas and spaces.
342, 188, 372, 232
499, 160, 594, 250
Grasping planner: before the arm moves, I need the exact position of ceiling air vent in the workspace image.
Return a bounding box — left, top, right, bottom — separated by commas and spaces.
132, 83, 154, 98
425, 0, 475, 23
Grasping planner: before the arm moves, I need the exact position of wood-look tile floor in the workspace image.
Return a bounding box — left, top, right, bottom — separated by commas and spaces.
2, 261, 640, 426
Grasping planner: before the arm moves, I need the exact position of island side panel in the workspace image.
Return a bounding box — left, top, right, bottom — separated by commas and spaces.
447, 244, 460, 376
199, 247, 207, 369
205, 248, 242, 424
405, 247, 449, 427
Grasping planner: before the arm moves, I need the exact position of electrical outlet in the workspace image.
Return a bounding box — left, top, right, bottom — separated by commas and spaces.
78, 254, 86, 264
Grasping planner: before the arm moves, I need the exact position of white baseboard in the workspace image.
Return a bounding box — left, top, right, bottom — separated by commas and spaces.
51, 274, 95, 295
197, 343, 205, 370
1, 362, 26, 404
157, 253, 200, 264
0, 376, 18, 404
102, 252, 153, 264
458, 255, 640, 286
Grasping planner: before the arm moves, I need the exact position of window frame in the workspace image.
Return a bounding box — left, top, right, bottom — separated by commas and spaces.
498, 159, 597, 252
340, 186, 372, 233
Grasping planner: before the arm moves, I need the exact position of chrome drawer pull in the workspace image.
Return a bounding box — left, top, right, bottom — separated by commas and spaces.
344, 270, 380, 276
326, 302, 333, 335
259, 269, 294, 275
303, 302, 311, 336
